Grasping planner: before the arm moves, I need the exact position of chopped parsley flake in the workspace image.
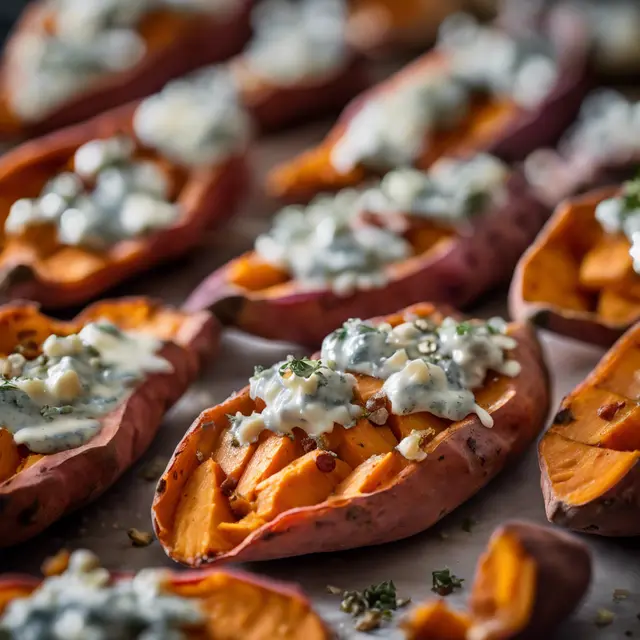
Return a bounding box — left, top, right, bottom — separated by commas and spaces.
432, 568, 464, 596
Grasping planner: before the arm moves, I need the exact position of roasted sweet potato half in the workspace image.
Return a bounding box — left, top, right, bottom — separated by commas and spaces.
153, 302, 549, 566
0, 103, 248, 308
0, 550, 330, 639
0, 298, 217, 547
510, 185, 640, 346
266, 16, 588, 202
402, 520, 591, 640
185, 166, 549, 346
539, 319, 640, 535
0, 1, 251, 139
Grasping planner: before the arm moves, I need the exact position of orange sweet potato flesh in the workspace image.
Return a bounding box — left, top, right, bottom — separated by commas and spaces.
403, 521, 591, 640
153, 302, 550, 566
0, 2, 250, 138
0, 298, 218, 547
511, 186, 640, 346
268, 73, 517, 201
0, 568, 330, 640
539, 319, 640, 534
0, 105, 248, 308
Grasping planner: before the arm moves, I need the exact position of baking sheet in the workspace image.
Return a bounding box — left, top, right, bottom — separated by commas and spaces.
0, 120, 639, 640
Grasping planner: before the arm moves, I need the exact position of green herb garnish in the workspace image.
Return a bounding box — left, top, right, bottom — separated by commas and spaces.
455, 322, 473, 336
0, 380, 18, 390
331, 580, 409, 632
40, 405, 74, 420
96, 323, 122, 337
622, 177, 640, 214
432, 568, 464, 596
279, 357, 325, 379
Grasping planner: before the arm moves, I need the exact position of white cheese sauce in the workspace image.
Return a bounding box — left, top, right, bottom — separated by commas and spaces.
0, 549, 204, 640
9, 0, 239, 122
254, 190, 410, 296
591, 177, 640, 274
359, 155, 509, 225
229, 359, 363, 446
230, 315, 518, 460
133, 67, 250, 167
0, 321, 172, 454
243, 0, 348, 85
5, 135, 180, 250
331, 12, 557, 174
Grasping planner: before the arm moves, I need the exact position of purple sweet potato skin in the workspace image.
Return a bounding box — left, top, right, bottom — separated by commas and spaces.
185, 171, 550, 346
0, 302, 218, 548
540, 448, 640, 536
153, 321, 549, 566
0, 2, 251, 139
485, 521, 592, 640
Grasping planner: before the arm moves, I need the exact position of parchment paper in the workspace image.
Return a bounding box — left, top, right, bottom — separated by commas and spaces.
0, 121, 639, 640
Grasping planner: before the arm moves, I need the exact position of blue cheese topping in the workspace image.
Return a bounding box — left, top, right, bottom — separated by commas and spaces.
228, 358, 363, 446
133, 67, 250, 167
0, 321, 171, 454
244, 0, 348, 85
322, 315, 520, 456
331, 13, 557, 174
254, 190, 410, 296
9, 0, 237, 123
0, 549, 204, 640
359, 154, 509, 224
5, 135, 180, 249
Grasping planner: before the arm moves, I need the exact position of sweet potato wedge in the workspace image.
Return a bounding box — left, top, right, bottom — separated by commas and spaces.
185, 169, 549, 346
266, 17, 588, 202
0, 102, 249, 308
153, 302, 549, 566
0, 1, 251, 139
0, 553, 330, 639
402, 520, 591, 640
0, 298, 218, 547
510, 185, 640, 346
539, 318, 640, 535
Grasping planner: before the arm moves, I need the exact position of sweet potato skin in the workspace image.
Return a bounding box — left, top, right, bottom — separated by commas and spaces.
403, 521, 591, 640
477, 521, 591, 640
0, 103, 249, 308
266, 18, 589, 202
510, 186, 640, 347
0, 2, 251, 139
0, 298, 219, 548
0, 568, 331, 640
235, 56, 370, 133
153, 304, 549, 566
185, 171, 549, 346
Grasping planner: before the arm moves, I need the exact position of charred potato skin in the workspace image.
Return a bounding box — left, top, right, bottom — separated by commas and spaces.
0, 102, 250, 308
0, 1, 252, 140
153, 305, 550, 566
0, 299, 219, 548
185, 171, 550, 347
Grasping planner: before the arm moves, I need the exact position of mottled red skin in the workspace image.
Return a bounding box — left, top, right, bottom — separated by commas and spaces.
509, 186, 636, 347
0, 102, 250, 309
0, 568, 331, 638
0, 299, 219, 548
237, 57, 371, 133
0, 2, 252, 140
153, 305, 549, 566
184, 170, 549, 346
